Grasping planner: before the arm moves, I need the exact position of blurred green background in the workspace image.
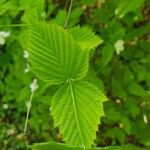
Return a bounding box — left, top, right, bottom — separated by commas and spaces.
0, 0, 150, 149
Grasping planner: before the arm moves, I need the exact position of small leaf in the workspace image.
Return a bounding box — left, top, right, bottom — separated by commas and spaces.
116, 0, 144, 18
69, 8, 82, 27
128, 83, 149, 97
27, 21, 88, 84
125, 23, 150, 40
51, 81, 107, 148
51, 10, 67, 25
69, 27, 103, 50
84, 70, 105, 91
102, 45, 114, 67
121, 117, 131, 134
22, 2, 44, 24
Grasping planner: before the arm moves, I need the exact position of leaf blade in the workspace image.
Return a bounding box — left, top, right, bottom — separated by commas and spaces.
27, 22, 88, 84
69, 27, 103, 50
51, 81, 107, 148
116, 0, 144, 17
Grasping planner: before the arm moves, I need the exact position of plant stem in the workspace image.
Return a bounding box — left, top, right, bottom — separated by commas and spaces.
24, 91, 34, 134
0, 24, 26, 28
64, 0, 74, 29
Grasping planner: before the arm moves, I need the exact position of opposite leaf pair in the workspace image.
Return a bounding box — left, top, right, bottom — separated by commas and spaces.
25, 21, 107, 149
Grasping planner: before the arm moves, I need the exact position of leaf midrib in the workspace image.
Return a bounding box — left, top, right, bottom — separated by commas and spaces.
69, 80, 85, 149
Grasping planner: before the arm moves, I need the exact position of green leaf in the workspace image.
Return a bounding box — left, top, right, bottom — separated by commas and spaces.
116, 0, 144, 18
31, 141, 120, 150
51, 10, 67, 25
51, 81, 107, 148
22, 1, 44, 23
27, 22, 88, 84
84, 70, 105, 91
125, 23, 150, 40
69, 7, 82, 27
128, 83, 149, 97
69, 27, 103, 50
102, 45, 114, 67
105, 128, 125, 144
22, 8, 39, 23
121, 117, 131, 134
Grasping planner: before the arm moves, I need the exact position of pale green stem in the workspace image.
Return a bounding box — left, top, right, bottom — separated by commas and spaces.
24, 91, 34, 134
0, 24, 26, 28
64, 0, 74, 29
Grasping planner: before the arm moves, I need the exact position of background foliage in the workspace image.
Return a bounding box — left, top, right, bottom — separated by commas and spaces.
0, 0, 150, 149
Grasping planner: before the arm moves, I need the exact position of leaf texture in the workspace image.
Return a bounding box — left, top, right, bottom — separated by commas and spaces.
69, 27, 103, 50
51, 80, 107, 148
27, 22, 88, 84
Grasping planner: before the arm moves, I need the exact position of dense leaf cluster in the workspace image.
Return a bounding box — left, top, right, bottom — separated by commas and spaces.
0, 0, 150, 150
